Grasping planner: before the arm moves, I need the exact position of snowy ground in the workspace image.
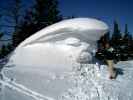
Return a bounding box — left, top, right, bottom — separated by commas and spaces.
0, 61, 133, 100
59, 61, 133, 100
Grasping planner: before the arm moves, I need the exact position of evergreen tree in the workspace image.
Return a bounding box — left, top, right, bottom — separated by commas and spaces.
0, 43, 13, 59
123, 24, 132, 41
6, 43, 13, 53
111, 20, 122, 47
0, 45, 8, 58
124, 24, 128, 34
33, 0, 62, 26
0, 33, 3, 39
104, 32, 110, 42
12, 0, 23, 47
0, 0, 23, 47
112, 20, 121, 40
13, 0, 62, 47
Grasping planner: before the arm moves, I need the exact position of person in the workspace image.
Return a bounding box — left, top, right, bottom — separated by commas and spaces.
104, 42, 116, 79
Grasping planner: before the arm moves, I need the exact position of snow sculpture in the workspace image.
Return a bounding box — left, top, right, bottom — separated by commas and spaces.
7, 18, 108, 70
2, 18, 112, 100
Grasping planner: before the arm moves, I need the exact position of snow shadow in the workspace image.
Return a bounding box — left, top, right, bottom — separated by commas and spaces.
115, 68, 124, 77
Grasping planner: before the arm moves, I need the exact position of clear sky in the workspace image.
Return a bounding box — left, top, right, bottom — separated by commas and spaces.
59, 0, 133, 34
0, 0, 133, 34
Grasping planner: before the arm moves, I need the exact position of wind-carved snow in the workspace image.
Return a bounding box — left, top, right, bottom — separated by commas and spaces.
3, 18, 133, 100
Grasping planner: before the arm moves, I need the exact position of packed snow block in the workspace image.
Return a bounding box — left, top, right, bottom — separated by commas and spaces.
7, 18, 108, 69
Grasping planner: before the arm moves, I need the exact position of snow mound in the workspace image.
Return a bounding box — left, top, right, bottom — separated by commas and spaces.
6, 18, 108, 68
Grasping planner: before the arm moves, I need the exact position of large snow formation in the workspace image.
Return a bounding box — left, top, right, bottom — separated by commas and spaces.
6, 18, 108, 68
1, 18, 133, 100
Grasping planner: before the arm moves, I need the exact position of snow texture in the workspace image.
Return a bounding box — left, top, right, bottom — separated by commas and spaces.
59, 61, 133, 100
1, 18, 133, 100
1, 61, 133, 100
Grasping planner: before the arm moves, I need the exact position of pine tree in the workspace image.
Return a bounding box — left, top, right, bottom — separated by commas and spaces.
12, 0, 23, 47
0, 45, 8, 58
104, 32, 110, 42
111, 20, 122, 47
112, 20, 121, 40
13, 0, 62, 47
124, 24, 128, 34
0, 33, 3, 39
0, 0, 23, 47
123, 24, 131, 41
0, 43, 13, 59
113, 20, 120, 34
33, 0, 62, 26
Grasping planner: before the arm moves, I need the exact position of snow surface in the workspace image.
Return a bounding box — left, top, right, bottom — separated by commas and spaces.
59, 61, 133, 100
1, 18, 133, 100
1, 61, 133, 100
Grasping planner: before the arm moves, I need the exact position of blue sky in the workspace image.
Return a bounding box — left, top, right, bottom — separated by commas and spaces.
0, 0, 133, 34
59, 0, 133, 33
